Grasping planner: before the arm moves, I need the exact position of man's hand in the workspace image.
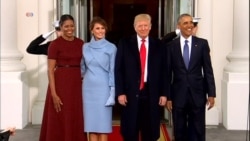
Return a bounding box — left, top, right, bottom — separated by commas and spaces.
207, 97, 215, 110
118, 94, 127, 106
159, 96, 167, 106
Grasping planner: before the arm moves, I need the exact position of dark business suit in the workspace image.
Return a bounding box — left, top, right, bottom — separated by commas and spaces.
161, 31, 178, 44
166, 36, 216, 141
115, 34, 167, 141
26, 35, 50, 55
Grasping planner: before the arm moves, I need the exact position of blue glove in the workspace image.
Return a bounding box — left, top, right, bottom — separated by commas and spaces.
105, 87, 115, 106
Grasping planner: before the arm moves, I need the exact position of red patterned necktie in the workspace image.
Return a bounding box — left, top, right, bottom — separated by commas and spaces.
139, 39, 146, 90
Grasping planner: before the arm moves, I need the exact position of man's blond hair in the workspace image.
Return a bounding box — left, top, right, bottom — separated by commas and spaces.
134, 14, 151, 26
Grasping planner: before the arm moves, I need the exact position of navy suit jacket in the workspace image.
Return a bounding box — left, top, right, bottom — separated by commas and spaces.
115, 34, 167, 140
166, 36, 216, 108
26, 35, 49, 55
161, 31, 178, 44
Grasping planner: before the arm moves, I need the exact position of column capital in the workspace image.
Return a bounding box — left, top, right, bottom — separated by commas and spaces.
1, 50, 26, 72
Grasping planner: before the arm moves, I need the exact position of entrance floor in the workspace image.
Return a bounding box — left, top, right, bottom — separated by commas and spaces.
8, 123, 248, 141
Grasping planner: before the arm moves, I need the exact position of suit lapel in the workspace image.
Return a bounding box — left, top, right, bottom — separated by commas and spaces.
189, 36, 199, 70
175, 38, 183, 60
173, 38, 186, 69
130, 35, 140, 66
147, 37, 157, 72
174, 36, 199, 71
148, 37, 156, 64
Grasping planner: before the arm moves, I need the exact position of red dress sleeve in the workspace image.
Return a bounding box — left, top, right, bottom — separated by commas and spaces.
48, 40, 58, 59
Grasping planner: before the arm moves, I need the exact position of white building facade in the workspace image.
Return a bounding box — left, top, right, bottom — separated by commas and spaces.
0, 0, 249, 130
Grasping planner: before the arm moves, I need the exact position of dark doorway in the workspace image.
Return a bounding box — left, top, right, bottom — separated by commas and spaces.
107, 4, 146, 45
86, 0, 165, 120
87, 0, 161, 45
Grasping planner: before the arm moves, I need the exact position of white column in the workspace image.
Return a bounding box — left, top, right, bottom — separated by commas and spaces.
222, 0, 249, 130
0, 1, 28, 129
197, 0, 219, 125
31, 0, 55, 124
196, 1, 212, 42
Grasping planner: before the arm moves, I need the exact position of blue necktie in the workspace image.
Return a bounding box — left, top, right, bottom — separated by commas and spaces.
183, 40, 189, 69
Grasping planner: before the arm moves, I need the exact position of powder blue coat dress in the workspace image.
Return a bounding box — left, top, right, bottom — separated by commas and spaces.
81, 37, 117, 133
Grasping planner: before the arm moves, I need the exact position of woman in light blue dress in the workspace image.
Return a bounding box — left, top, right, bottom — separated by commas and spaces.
81, 17, 117, 141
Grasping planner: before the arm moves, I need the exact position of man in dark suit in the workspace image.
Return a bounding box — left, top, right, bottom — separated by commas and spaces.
161, 29, 180, 44
115, 13, 167, 141
166, 13, 216, 141
26, 20, 61, 55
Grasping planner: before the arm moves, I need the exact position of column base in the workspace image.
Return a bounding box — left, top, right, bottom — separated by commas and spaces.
222, 72, 249, 130
0, 72, 29, 129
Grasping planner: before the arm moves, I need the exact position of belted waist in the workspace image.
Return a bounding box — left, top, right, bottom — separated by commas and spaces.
57, 65, 80, 68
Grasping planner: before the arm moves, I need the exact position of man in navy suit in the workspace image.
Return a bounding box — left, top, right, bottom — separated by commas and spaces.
26, 20, 61, 55
166, 13, 216, 141
115, 13, 167, 141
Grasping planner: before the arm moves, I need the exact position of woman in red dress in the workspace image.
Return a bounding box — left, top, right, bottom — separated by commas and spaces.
39, 14, 87, 141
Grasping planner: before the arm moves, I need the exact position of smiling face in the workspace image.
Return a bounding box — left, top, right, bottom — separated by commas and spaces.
134, 14, 152, 39
92, 23, 106, 40
134, 20, 151, 39
177, 15, 194, 39
60, 19, 75, 40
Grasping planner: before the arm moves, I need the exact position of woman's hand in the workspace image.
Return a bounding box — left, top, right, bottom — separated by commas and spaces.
52, 94, 63, 112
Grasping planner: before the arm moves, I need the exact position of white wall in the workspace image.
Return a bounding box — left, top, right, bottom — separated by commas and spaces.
211, 0, 234, 123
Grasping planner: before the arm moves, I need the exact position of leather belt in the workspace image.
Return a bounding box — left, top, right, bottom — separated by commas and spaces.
57, 65, 80, 68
